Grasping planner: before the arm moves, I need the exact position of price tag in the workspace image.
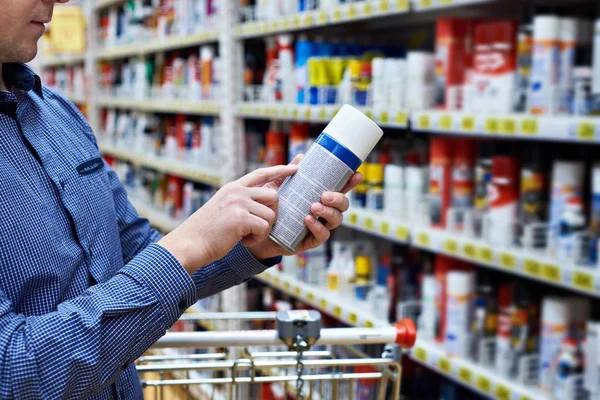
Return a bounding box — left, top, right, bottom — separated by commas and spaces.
521, 118, 538, 135
394, 111, 408, 126
523, 259, 541, 276
475, 376, 491, 394
573, 271, 594, 291
477, 247, 493, 263
282, 18, 291, 29
281, 108, 289, 118
499, 252, 516, 270
365, 110, 373, 120
484, 118, 499, 134
443, 239, 458, 255
332, 8, 343, 21
307, 292, 315, 302
495, 384, 511, 400
542, 264, 560, 283
521, 396, 534, 400
396, 0, 409, 9
318, 108, 327, 120
303, 14, 313, 26
437, 358, 452, 374
284, 282, 290, 291
364, 217, 374, 230
292, 108, 299, 119
460, 116, 475, 132
396, 226, 409, 241
274, 277, 280, 286
294, 286, 301, 296
271, 20, 280, 30
347, 5, 358, 18
319, 299, 327, 309
416, 232, 430, 247
348, 312, 358, 325
304, 108, 312, 120
461, 243, 475, 259
348, 213, 358, 225
363, 2, 373, 15
379, 0, 390, 12
458, 367, 472, 384
419, 0, 433, 8
439, 114, 453, 130
577, 121, 595, 140
365, 321, 374, 328
417, 114, 431, 130
379, 111, 390, 124
380, 221, 390, 235
317, 11, 328, 24
414, 347, 427, 363
333, 306, 342, 318
439, 0, 452, 4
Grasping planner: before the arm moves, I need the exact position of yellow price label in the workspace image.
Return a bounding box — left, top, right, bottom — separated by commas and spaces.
294, 286, 301, 296
521, 396, 533, 400
414, 347, 427, 363
499, 252, 516, 270
284, 282, 290, 291
380, 221, 390, 235
458, 367, 472, 384
379, 0, 390, 11
292, 16, 301, 27
348, 312, 358, 325
363, 2, 373, 15
521, 118, 538, 135
348, 213, 358, 225
281, 108, 289, 118
523, 259, 541, 276
274, 277, 280, 286
418, 114, 431, 130
271, 20, 279, 30
282, 18, 291, 29
395, 111, 408, 126
542, 264, 560, 283
307, 292, 315, 302
484, 118, 499, 134
365, 321, 374, 328
443, 239, 458, 255
303, 108, 312, 120
317, 11, 327, 24
396, 226, 409, 241
437, 358, 452, 374
365, 110, 373, 120
364, 218, 374, 230
292, 108, 299, 119
396, 0, 409, 9
578, 121, 595, 140
379, 111, 390, 124
439, 0, 452, 4
477, 247, 493, 263
461, 116, 476, 131
495, 385, 511, 400
416, 232, 430, 247
439, 114, 453, 130
476, 376, 491, 394
303, 14, 312, 26
318, 108, 327, 120
333, 306, 342, 318
463, 243, 477, 259
319, 299, 327, 309
573, 271, 594, 291
419, 0, 433, 7
499, 118, 516, 134
347, 5, 358, 18
333, 8, 343, 21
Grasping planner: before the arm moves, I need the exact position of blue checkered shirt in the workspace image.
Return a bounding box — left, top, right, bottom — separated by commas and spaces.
0, 63, 277, 399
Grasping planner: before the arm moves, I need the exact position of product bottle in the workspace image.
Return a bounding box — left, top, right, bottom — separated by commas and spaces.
366, 162, 384, 211
551, 338, 584, 399
591, 17, 600, 113
558, 18, 578, 114
295, 36, 314, 105
429, 137, 453, 228
270, 105, 383, 253
471, 23, 493, 113
471, 272, 497, 362
488, 21, 518, 114
591, 163, 600, 264
354, 256, 371, 301
368, 254, 391, 322
528, 15, 560, 115
557, 197, 587, 262
473, 142, 493, 237
451, 138, 475, 230
539, 297, 571, 392
384, 164, 404, 219
264, 121, 286, 166
444, 271, 475, 357
200, 45, 214, 101
514, 20, 533, 112
288, 123, 310, 163
487, 156, 519, 246
508, 282, 539, 378
277, 34, 296, 105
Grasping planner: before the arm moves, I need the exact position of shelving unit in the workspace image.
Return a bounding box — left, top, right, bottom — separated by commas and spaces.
98, 98, 222, 116
40, 53, 86, 68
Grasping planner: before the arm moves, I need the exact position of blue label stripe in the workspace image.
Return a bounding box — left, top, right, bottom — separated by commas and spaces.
316, 133, 362, 171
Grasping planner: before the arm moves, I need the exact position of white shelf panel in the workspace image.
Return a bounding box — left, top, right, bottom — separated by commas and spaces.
129, 197, 181, 233
237, 102, 409, 128
98, 98, 221, 116
343, 207, 600, 297
41, 53, 85, 68
96, 31, 219, 60
99, 142, 223, 186
257, 269, 547, 400
411, 110, 600, 143
235, 0, 493, 38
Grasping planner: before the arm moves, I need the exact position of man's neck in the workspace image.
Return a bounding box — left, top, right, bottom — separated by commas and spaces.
0, 64, 7, 92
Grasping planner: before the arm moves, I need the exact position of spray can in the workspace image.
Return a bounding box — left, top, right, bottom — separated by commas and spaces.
508, 282, 539, 377
591, 164, 600, 264
592, 19, 600, 113
520, 149, 546, 225
265, 121, 287, 166
539, 297, 570, 392
514, 24, 533, 112
445, 271, 475, 357
473, 142, 493, 237
366, 163, 384, 211
528, 16, 560, 115
429, 137, 453, 228
557, 197, 586, 262
558, 18, 578, 114
585, 320, 600, 397
405, 165, 427, 224
419, 275, 438, 340
200, 45, 214, 101
288, 123, 310, 163
384, 164, 404, 219
270, 105, 383, 253
451, 139, 475, 230
354, 256, 371, 301
488, 156, 519, 247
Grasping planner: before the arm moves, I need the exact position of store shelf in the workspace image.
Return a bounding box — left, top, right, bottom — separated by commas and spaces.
129, 197, 181, 233
237, 102, 409, 128
94, 0, 128, 10
411, 110, 600, 143
342, 207, 600, 297
100, 142, 223, 186
98, 98, 221, 116
66, 95, 86, 105
41, 53, 85, 68
257, 269, 547, 400
96, 30, 220, 60
235, 0, 493, 38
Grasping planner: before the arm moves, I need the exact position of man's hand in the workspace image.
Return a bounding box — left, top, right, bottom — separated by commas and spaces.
157, 164, 298, 275
248, 155, 363, 260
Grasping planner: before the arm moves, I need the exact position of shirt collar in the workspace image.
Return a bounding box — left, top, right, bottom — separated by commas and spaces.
2, 63, 43, 98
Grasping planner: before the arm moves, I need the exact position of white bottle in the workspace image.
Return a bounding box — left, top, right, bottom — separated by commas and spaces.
419, 275, 437, 340
384, 164, 404, 219
557, 197, 587, 262
278, 34, 296, 105
539, 297, 570, 392
592, 19, 600, 110
444, 271, 475, 357
558, 18, 578, 114
406, 52, 435, 110
372, 58, 387, 116
405, 166, 428, 224
528, 15, 560, 115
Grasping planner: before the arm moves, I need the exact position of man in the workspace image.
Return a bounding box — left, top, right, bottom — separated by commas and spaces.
0, 0, 361, 398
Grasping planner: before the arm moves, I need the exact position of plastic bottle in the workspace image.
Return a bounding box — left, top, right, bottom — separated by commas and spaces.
270, 105, 383, 253
200, 45, 214, 101
429, 137, 453, 228
528, 15, 560, 115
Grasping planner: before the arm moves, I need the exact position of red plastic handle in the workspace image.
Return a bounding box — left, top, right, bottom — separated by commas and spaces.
394, 319, 417, 348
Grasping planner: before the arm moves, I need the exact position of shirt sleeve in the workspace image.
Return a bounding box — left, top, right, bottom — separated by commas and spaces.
0, 244, 196, 399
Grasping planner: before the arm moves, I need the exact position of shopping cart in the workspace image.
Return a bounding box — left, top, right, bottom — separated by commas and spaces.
137, 310, 416, 400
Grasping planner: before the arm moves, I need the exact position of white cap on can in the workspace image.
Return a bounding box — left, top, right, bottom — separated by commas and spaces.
201, 45, 215, 61
384, 164, 404, 185
533, 15, 560, 41
323, 104, 383, 161
446, 271, 475, 296
559, 17, 578, 43
541, 296, 570, 325
552, 160, 584, 187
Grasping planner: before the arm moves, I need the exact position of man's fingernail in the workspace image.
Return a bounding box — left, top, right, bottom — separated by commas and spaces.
313, 203, 324, 213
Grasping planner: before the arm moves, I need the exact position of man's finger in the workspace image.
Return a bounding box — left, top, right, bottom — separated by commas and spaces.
340, 172, 363, 194
240, 165, 298, 187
